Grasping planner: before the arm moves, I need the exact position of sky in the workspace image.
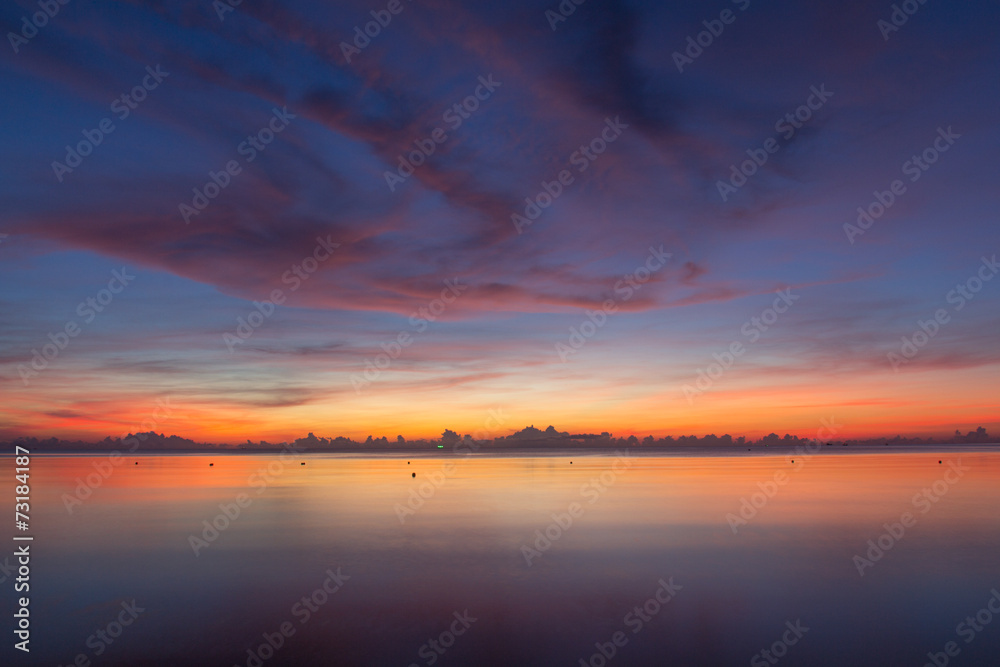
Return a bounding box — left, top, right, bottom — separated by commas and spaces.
1, 0, 998, 443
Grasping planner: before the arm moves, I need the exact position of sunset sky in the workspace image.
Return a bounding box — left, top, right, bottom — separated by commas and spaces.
1, 0, 998, 443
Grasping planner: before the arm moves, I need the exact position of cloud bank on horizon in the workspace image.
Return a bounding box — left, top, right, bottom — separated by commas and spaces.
1, 0, 998, 442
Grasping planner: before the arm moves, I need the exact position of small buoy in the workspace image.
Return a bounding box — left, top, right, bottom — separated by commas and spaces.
791, 460, 794, 463
570, 461, 573, 464
209, 463, 214, 467
939, 460, 942, 464
407, 461, 410, 465
134, 462, 138, 465
300, 462, 305, 465
412, 472, 415, 478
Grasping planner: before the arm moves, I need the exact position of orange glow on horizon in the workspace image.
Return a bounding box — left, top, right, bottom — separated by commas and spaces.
4, 358, 997, 444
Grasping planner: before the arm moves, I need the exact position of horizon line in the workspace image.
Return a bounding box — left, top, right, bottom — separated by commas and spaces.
4, 425, 994, 449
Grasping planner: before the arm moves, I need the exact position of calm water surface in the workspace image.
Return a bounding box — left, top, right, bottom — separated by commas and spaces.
5, 448, 1000, 666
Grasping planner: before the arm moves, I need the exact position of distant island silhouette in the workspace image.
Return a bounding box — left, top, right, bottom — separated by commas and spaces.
3, 425, 994, 453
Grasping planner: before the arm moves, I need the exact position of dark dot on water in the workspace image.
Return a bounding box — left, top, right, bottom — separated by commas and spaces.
939, 460, 942, 464
791, 460, 794, 463
134, 462, 138, 465
300, 462, 305, 465
407, 461, 410, 464
209, 463, 213, 467
412, 472, 416, 478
